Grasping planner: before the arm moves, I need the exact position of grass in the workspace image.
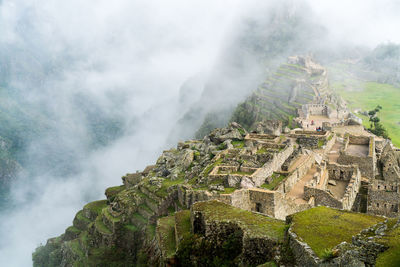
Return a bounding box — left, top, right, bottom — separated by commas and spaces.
124, 224, 138, 232
375, 221, 400, 267
105, 185, 124, 198
95, 216, 112, 235
232, 140, 245, 148
257, 147, 268, 154
291, 206, 385, 258
193, 200, 286, 240
318, 139, 325, 148
157, 216, 177, 258
84, 200, 108, 215
333, 81, 400, 147
203, 159, 223, 176
261, 173, 286, 190
175, 210, 191, 245
220, 187, 236, 194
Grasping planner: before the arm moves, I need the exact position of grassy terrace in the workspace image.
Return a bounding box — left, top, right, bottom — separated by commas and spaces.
232, 140, 245, 148
261, 173, 286, 190
157, 215, 176, 258
193, 201, 286, 240
333, 81, 400, 147
376, 220, 400, 267
84, 200, 108, 215
291, 206, 384, 258
175, 210, 191, 244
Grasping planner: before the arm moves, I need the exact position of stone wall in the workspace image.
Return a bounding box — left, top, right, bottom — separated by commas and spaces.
367, 180, 400, 217
248, 188, 276, 217
341, 169, 361, 210
304, 186, 343, 209
338, 136, 376, 179
276, 153, 315, 194
327, 163, 356, 181
251, 144, 294, 186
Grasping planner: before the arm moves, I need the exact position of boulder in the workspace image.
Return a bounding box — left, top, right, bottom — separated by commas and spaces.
227, 175, 241, 188
240, 176, 255, 189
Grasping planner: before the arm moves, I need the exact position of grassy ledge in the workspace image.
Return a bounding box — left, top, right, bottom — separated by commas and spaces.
291, 206, 385, 258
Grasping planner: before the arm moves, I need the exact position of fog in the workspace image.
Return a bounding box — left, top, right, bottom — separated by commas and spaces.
0, 0, 399, 266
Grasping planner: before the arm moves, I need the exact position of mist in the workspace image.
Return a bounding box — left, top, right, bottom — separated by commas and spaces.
0, 0, 400, 266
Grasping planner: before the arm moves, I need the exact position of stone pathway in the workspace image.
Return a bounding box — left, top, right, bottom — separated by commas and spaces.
286, 165, 318, 204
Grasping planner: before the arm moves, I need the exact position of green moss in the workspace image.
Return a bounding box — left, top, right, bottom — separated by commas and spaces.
132, 212, 147, 225
203, 159, 223, 176
193, 201, 286, 240
318, 139, 325, 148
124, 224, 138, 232
84, 200, 108, 215
220, 187, 236, 194
376, 223, 400, 267
175, 210, 191, 240
105, 185, 124, 199
156, 177, 186, 198
75, 210, 91, 223
261, 173, 286, 190
256, 147, 268, 154
291, 206, 385, 258
157, 216, 177, 258
102, 207, 121, 223
95, 216, 112, 235
66, 226, 81, 234
146, 224, 156, 239
217, 143, 227, 150
231, 140, 245, 148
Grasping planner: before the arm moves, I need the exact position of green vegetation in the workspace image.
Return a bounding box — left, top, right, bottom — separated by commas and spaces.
175, 210, 191, 241
194, 201, 286, 240
366, 105, 389, 139
291, 206, 384, 258
217, 142, 227, 150
83, 200, 108, 215
333, 81, 400, 146
95, 215, 112, 235
220, 187, 236, 194
105, 185, 125, 201
376, 222, 400, 267
261, 173, 286, 190
232, 140, 245, 148
203, 159, 223, 176
318, 139, 325, 148
157, 215, 176, 258
257, 147, 268, 154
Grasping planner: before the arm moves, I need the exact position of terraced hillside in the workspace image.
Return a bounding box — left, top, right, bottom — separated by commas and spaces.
232, 57, 328, 129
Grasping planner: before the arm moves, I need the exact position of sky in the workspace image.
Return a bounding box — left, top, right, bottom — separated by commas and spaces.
0, 0, 399, 266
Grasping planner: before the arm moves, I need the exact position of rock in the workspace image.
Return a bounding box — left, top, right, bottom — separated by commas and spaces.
240, 176, 255, 189
227, 175, 241, 188
179, 149, 195, 169
254, 120, 282, 136
209, 123, 245, 143
284, 126, 290, 133
209, 184, 224, 191
328, 180, 337, 186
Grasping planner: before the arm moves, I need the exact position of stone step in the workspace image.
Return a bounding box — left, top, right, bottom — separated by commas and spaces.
94, 215, 113, 236
139, 185, 162, 204
101, 207, 121, 233
136, 191, 159, 212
